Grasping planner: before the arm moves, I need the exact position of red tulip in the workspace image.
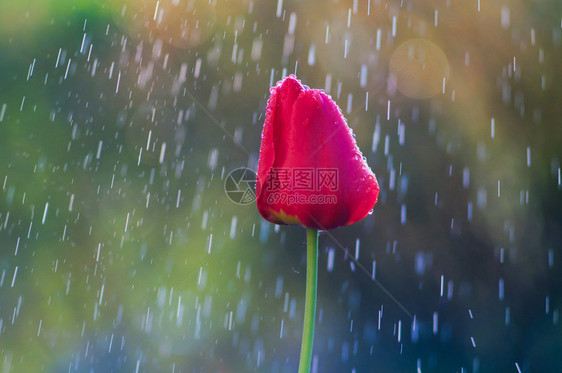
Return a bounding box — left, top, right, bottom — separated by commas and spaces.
256, 75, 379, 230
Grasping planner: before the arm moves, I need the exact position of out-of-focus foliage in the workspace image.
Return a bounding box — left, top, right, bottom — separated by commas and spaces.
1, 0, 561, 372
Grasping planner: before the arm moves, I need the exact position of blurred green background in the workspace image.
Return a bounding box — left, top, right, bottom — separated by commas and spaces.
1, 0, 561, 372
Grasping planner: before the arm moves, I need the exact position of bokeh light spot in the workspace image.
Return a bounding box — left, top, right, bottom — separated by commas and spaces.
390, 39, 450, 99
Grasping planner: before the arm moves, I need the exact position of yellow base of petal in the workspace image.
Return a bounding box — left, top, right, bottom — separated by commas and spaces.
269, 209, 302, 226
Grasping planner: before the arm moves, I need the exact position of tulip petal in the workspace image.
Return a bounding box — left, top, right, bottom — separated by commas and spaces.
256, 75, 379, 230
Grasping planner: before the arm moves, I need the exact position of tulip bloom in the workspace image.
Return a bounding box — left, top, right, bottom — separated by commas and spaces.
256, 75, 379, 230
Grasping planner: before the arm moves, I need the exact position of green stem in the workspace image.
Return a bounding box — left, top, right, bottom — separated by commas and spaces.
298, 228, 318, 373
